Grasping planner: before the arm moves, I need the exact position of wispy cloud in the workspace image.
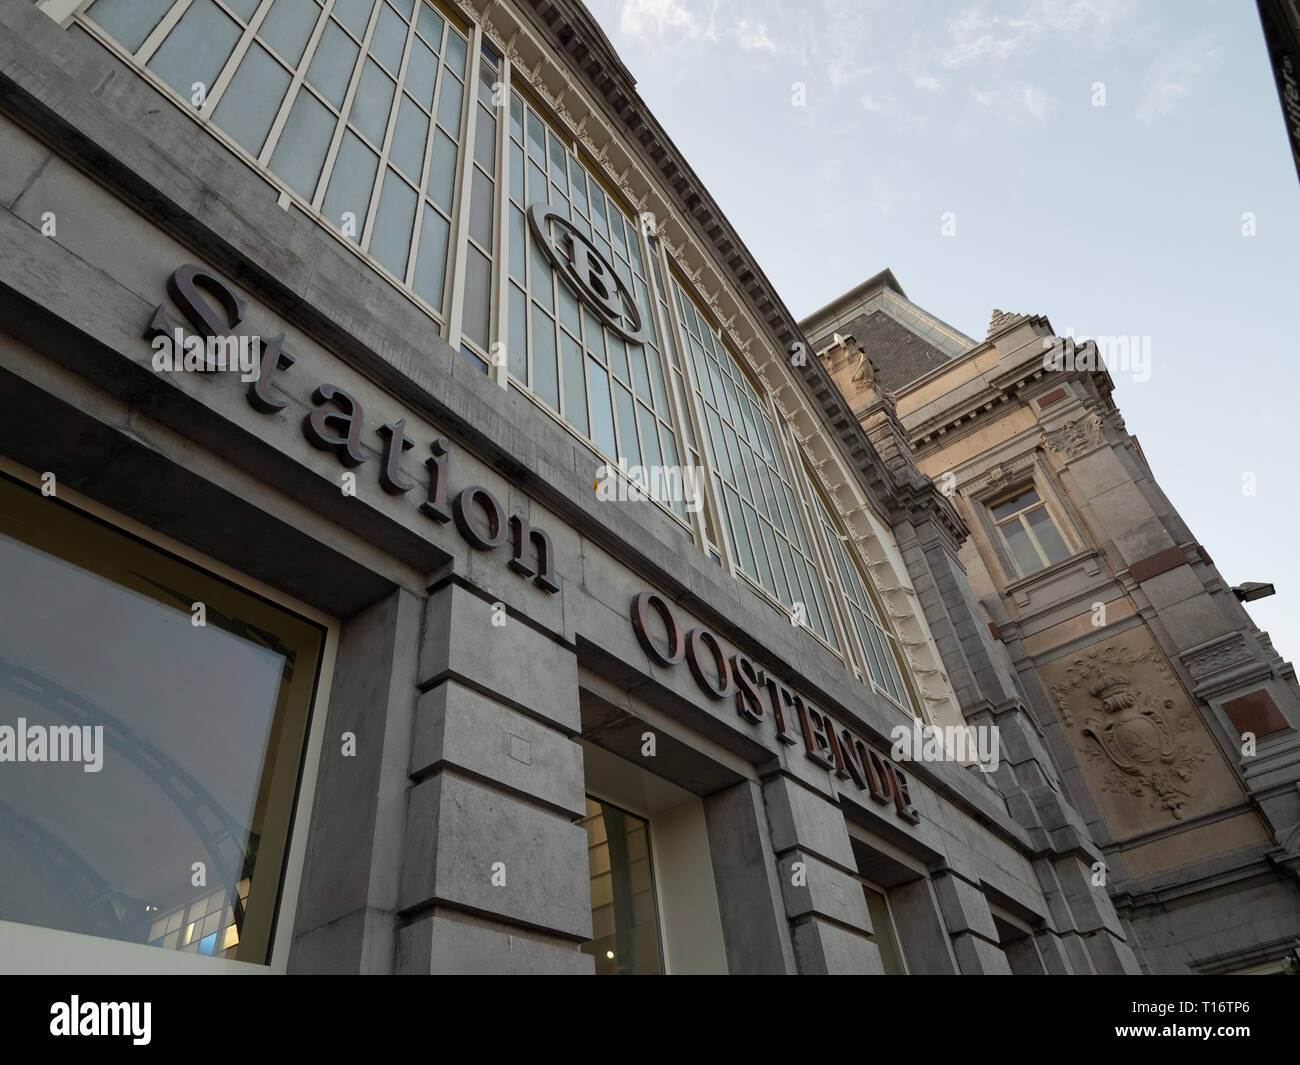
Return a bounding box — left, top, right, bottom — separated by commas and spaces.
938, 0, 1136, 69
969, 83, 1055, 121
736, 18, 776, 54
861, 92, 928, 128
1135, 40, 1221, 124
617, 0, 714, 42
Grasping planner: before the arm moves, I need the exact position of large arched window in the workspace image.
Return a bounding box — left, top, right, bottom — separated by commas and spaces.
83, 0, 469, 324
667, 276, 839, 650
810, 489, 920, 716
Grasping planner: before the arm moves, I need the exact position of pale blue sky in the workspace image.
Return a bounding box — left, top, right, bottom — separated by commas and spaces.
586, 0, 1300, 664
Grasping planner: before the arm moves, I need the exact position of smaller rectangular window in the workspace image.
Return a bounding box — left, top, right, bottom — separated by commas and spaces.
989, 485, 1072, 578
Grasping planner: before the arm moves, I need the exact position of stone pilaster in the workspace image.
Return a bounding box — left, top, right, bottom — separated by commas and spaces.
395, 581, 594, 974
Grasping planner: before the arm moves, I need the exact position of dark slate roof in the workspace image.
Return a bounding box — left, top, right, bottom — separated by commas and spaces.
800, 271, 977, 393
831, 310, 958, 394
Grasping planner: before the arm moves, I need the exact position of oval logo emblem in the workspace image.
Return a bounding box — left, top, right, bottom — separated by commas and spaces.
526, 202, 652, 346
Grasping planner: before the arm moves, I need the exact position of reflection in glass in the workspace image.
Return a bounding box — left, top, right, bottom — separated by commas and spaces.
0, 477, 323, 963
579, 799, 663, 974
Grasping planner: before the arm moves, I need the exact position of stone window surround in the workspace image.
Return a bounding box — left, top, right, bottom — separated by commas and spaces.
956, 450, 1089, 594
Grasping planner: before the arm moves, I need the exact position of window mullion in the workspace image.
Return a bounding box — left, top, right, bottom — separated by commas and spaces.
779, 424, 856, 667
135, 0, 195, 63
661, 267, 733, 569
257, 1, 335, 168
199, 0, 276, 119
311, 2, 381, 214
445, 21, 482, 354
490, 57, 512, 387
360, 9, 421, 252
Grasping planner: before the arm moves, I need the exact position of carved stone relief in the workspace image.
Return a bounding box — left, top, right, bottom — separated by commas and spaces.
1039, 627, 1245, 834
1043, 410, 1106, 459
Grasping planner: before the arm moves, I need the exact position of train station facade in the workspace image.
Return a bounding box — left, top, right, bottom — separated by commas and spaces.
0, 0, 1279, 974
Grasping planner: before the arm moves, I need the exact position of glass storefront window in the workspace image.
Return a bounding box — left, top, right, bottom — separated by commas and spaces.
0, 476, 324, 963
579, 797, 663, 974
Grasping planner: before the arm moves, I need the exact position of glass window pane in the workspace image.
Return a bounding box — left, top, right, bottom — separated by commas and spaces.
462, 245, 491, 350
212, 44, 291, 157
991, 488, 1038, 520
510, 140, 524, 203
147, 0, 242, 101
306, 19, 361, 109
636, 403, 662, 469
321, 129, 378, 237
614, 381, 638, 466
580, 801, 663, 975
436, 71, 463, 138
507, 283, 527, 380
369, 3, 407, 74
557, 279, 581, 339
590, 184, 607, 235
428, 128, 457, 211
474, 106, 496, 172
531, 305, 559, 411
331, 0, 375, 38
268, 87, 336, 198
609, 211, 627, 259
417, 4, 444, 48
561, 332, 588, 436
547, 133, 568, 195
628, 345, 652, 402
224, 0, 260, 20
529, 237, 553, 313
412, 203, 449, 311
1026, 505, 1070, 565
526, 110, 545, 164
1000, 517, 1042, 577
527, 159, 547, 205
405, 38, 437, 109
86, 0, 173, 52
0, 478, 323, 964
588, 359, 617, 460
389, 0, 415, 18
390, 94, 429, 179
583, 309, 606, 365
349, 58, 395, 146
508, 204, 526, 284
571, 163, 588, 216
258, 0, 320, 66
444, 28, 467, 78
368, 168, 417, 277
469, 168, 493, 249
509, 92, 523, 143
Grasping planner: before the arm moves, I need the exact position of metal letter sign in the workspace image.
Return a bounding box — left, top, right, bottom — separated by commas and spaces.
527, 203, 652, 345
